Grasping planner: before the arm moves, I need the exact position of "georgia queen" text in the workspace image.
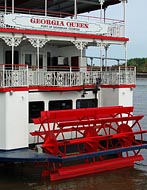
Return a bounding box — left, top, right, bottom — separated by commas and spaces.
30, 18, 89, 29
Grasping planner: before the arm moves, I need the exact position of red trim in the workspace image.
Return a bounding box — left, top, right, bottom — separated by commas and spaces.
29, 85, 95, 91
0, 85, 95, 92
0, 87, 29, 92
0, 84, 136, 92
101, 84, 136, 89
0, 28, 129, 42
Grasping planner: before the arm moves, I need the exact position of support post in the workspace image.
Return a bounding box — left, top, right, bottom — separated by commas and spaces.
5, 0, 7, 14
37, 40, 40, 71
74, 0, 77, 19
100, 43, 103, 71
2, 64, 5, 86
71, 41, 88, 72
12, 0, 14, 14
45, 0, 47, 16
104, 44, 109, 71
121, 0, 127, 37
124, 42, 127, 67
11, 35, 14, 71
99, 0, 105, 23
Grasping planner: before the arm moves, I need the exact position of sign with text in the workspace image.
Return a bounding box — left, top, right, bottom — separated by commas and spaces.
4, 13, 109, 35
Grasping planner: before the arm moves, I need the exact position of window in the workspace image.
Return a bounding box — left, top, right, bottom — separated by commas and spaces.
76, 99, 98, 109
49, 100, 72, 110
25, 54, 32, 68
36, 54, 43, 69
47, 52, 51, 70
5, 51, 19, 69
29, 101, 44, 123
39, 54, 43, 68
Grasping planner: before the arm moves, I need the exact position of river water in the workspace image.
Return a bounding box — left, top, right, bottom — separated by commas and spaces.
1, 77, 147, 190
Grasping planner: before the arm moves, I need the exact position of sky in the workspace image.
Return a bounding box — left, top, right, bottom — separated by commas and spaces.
123, 0, 147, 59
86, 0, 147, 60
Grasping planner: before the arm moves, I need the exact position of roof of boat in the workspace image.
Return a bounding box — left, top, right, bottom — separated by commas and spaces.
0, 0, 121, 15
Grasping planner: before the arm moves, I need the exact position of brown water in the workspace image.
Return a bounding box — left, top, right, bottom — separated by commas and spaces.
1, 77, 147, 190
0, 164, 147, 190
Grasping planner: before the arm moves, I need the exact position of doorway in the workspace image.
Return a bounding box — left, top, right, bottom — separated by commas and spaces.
5, 50, 19, 69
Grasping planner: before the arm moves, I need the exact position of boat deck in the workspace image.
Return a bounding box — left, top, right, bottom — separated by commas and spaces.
0, 148, 61, 162
0, 144, 147, 163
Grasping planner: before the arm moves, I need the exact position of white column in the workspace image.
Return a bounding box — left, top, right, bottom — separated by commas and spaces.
72, 41, 88, 71
80, 42, 83, 67
37, 42, 40, 71
104, 7, 107, 23
96, 42, 103, 71
2, 65, 5, 86
100, 43, 103, 70
5, 0, 7, 14
45, 0, 47, 16
90, 57, 93, 72
104, 44, 108, 69
1, 36, 22, 70
74, 0, 77, 19
28, 38, 48, 70
11, 35, 14, 70
12, 0, 14, 14
121, 0, 127, 37
11, 43, 14, 70
124, 42, 127, 67
99, 0, 105, 23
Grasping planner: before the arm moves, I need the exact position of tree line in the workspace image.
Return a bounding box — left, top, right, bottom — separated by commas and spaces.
127, 58, 147, 73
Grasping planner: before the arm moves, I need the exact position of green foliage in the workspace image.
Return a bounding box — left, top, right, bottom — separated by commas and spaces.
127, 58, 147, 73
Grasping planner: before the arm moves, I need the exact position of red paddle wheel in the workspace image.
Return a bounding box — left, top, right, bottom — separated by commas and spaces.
31, 106, 147, 181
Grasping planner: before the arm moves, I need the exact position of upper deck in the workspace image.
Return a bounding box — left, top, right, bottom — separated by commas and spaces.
0, 63, 136, 90
0, 0, 126, 40
0, 0, 121, 15
0, 1, 132, 91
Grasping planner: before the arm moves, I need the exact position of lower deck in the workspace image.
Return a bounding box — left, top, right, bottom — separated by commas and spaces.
0, 144, 147, 163
0, 148, 61, 162
0, 80, 135, 149
0, 143, 147, 181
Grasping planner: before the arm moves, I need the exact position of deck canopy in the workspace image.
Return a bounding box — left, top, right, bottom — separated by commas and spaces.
0, 0, 121, 15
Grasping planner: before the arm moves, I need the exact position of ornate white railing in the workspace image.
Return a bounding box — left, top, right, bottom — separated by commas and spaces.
0, 70, 28, 87
0, 67, 136, 88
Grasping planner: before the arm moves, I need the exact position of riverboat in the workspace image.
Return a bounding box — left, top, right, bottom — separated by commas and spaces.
0, 0, 147, 181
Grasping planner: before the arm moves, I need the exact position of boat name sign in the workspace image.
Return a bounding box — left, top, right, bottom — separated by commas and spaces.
4, 13, 109, 35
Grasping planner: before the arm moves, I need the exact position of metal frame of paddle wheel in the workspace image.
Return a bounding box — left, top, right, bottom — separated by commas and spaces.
31, 106, 147, 181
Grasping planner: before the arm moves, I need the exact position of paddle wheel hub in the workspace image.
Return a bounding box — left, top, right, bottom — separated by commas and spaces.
31, 106, 147, 181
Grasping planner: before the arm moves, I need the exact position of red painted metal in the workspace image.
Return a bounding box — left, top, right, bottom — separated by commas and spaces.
101, 84, 136, 88
50, 155, 143, 181
0, 84, 136, 92
31, 106, 147, 181
0, 27, 129, 42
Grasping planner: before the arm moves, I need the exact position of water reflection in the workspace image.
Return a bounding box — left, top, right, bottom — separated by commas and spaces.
1, 163, 147, 190
29, 167, 147, 190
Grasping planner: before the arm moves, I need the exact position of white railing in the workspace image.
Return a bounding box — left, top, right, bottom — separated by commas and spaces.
0, 64, 28, 87
0, 70, 28, 87
0, 66, 136, 88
